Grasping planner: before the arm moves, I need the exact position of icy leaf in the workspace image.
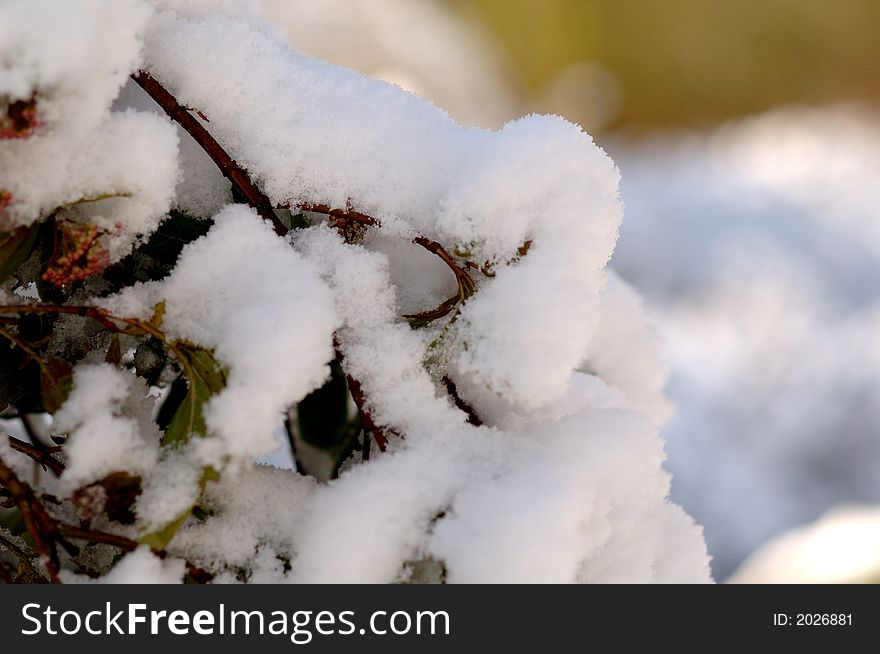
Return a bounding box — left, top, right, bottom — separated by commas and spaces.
139, 467, 218, 550
161, 343, 227, 447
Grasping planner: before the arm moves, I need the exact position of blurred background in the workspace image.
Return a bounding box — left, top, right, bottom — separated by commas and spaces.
260, 0, 880, 582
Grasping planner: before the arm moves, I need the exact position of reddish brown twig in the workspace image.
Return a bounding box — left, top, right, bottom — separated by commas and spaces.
297, 203, 378, 227
132, 70, 286, 236
8, 436, 64, 477
0, 302, 119, 330
56, 524, 137, 552
0, 451, 212, 583
345, 373, 388, 455
332, 341, 388, 456
412, 237, 476, 294
0, 454, 62, 582
442, 376, 483, 427
403, 237, 476, 325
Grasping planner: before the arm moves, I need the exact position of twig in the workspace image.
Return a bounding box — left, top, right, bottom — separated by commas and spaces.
8, 436, 64, 477
0, 454, 62, 582
296, 203, 378, 227
403, 237, 476, 325
344, 372, 387, 454
413, 237, 476, 295
332, 342, 388, 455
0, 451, 213, 583
442, 376, 483, 426
56, 524, 137, 552
0, 530, 41, 583
132, 70, 286, 236
0, 303, 118, 330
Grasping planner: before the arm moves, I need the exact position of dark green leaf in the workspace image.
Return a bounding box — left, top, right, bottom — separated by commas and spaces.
161, 342, 227, 447
0, 224, 38, 284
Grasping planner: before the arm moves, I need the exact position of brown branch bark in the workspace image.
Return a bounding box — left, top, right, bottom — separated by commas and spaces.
0, 454, 61, 582
132, 70, 286, 236
403, 237, 476, 324
345, 373, 387, 454
332, 342, 388, 454
0, 303, 118, 330
296, 203, 378, 226
0, 531, 41, 583
8, 436, 64, 477
442, 375, 483, 426
0, 449, 212, 583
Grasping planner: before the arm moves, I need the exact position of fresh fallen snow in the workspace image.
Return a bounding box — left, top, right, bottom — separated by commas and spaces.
160, 206, 337, 465
0, 0, 178, 261
610, 105, 880, 579
62, 546, 186, 584
53, 364, 160, 491
4, 0, 711, 582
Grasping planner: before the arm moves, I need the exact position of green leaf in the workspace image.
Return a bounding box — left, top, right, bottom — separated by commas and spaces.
138, 467, 218, 549
139, 510, 189, 550
0, 224, 38, 284
150, 300, 165, 329
161, 342, 227, 447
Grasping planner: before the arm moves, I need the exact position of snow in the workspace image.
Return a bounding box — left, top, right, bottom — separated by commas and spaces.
62, 546, 186, 584
53, 364, 159, 491
3, 0, 711, 583
0, 0, 151, 134
610, 104, 880, 579
0, 0, 179, 261
142, 10, 621, 408
160, 206, 337, 465
280, 227, 710, 583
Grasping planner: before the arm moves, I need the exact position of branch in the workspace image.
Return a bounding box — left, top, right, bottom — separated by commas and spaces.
0, 303, 118, 330
0, 454, 62, 582
296, 203, 378, 227
0, 530, 41, 583
0, 448, 212, 583
8, 436, 64, 477
332, 343, 387, 455
346, 373, 387, 456
413, 237, 476, 296
442, 375, 483, 426
403, 237, 476, 325
132, 70, 286, 236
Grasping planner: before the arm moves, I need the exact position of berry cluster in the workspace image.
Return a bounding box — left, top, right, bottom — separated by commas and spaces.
42, 222, 110, 288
